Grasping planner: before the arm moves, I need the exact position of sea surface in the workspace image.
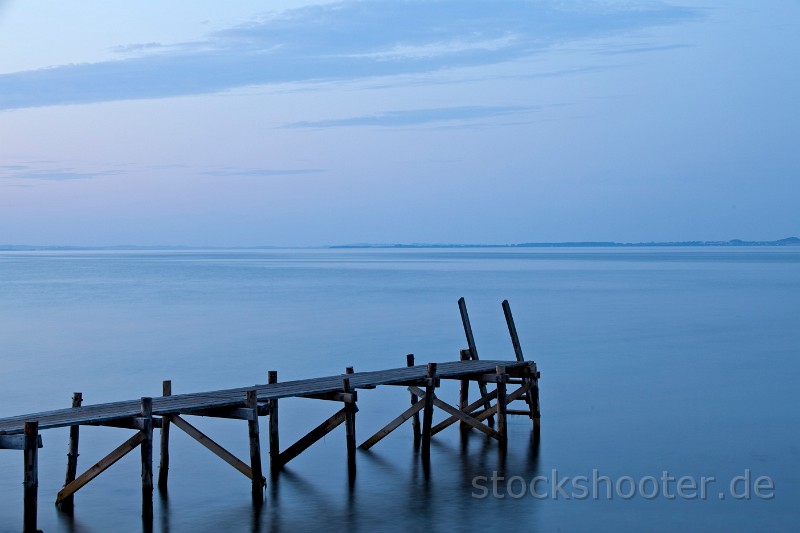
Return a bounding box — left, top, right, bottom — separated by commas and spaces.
0, 248, 798, 532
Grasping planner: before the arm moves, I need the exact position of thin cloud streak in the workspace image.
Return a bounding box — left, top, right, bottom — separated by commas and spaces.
201, 168, 324, 177
0, 0, 700, 111
284, 105, 536, 128
0, 165, 124, 182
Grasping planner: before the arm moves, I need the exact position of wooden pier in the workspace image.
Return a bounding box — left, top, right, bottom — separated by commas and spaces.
0, 299, 540, 532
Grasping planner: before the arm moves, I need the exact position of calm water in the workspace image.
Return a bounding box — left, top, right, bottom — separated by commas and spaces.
0, 248, 798, 532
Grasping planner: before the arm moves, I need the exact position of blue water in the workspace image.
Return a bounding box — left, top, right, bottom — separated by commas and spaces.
0, 248, 798, 532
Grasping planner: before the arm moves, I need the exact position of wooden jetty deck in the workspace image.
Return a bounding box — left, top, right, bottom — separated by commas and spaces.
0, 298, 541, 532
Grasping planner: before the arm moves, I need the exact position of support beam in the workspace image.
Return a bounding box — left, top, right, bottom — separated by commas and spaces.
59, 392, 83, 510
406, 354, 421, 442
158, 380, 171, 490
0, 434, 43, 450
457, 297, 494, 426
180, 406, 264, 420
23, 421, 38, 533
247, 389, 265, 498
268, 370, 279, 475
56, 432, 145, 505
140, 397, 153, 519
277, 409, 347, 467
171, 415, 254, 479
358, 394, 426, 450
421, 363, 437, 456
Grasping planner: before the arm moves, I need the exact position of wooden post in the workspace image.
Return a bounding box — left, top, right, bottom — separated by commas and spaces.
458, 350, 470, 432
343, 370, 356, 477
246, 389, 265, 498
23, 421, 38, 533
421, 363, 437, 456
496, 366, 507, 445
268, 371, 280, 476
60, 392, 82, 510
140, 397, 154, 519
158, 380, 171, 490
406, 354, 421, 442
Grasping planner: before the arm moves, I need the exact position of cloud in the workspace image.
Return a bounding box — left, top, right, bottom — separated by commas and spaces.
284, 105, 535, 128
0, 165, 123, 182
200, 168, 324, 177
0, 0, 699, 111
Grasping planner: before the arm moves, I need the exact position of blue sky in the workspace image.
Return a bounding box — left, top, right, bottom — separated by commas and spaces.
0, 0, 797, 245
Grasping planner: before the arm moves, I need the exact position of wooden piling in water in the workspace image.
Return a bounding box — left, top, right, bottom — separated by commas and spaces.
60, 392, 82, 510
459, 350, 470, 432
406, 354, 421, 442
421, 363, 437, 456
268, 371, 279, 475
158, 381, 171, 490
23, 421, 38, 533
343, 370, 357, 476
496, 366, 507, 445
140, 397, 153, 519
246, 389, 265, 498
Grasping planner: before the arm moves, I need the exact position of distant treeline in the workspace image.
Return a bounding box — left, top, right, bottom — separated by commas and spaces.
331, 237, 800, 249
1, 237, 798, 251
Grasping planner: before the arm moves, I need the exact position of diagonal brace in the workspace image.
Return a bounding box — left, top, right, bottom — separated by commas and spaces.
170, 415, 254, 480
359, 394, 427, 450
408, 386, 500, 440
56, 432, 145, 504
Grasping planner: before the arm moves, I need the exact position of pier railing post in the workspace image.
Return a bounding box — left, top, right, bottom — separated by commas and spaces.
421, 363, 437, 456
268, 371, 280, 476
343, 368, 357, 478
158, 380, 171, 490
140, 397, 154, 519
23, 421, 38, 533
496, 366, 507, 445
246, 389, 265, 500
60, 392, 82, 511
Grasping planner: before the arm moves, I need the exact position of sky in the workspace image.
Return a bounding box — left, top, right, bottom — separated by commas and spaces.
0, 0, 798, 246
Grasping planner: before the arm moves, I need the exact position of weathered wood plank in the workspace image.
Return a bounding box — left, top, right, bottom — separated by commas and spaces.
170, 415, 254, 480
0, 434, 42, 450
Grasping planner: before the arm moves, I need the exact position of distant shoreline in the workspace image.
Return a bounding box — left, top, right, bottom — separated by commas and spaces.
1, 237, 798, 251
